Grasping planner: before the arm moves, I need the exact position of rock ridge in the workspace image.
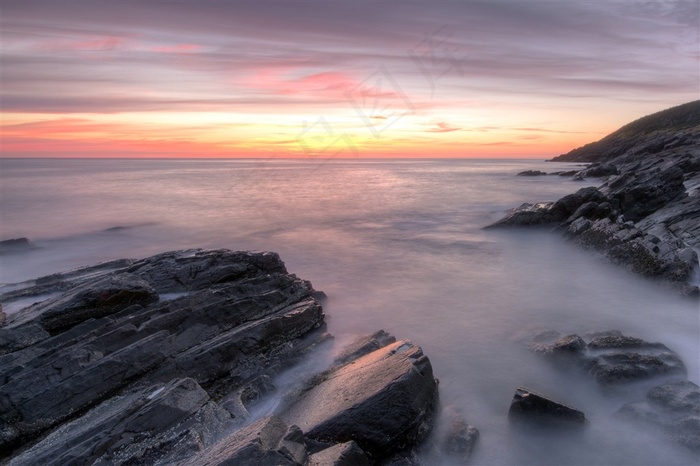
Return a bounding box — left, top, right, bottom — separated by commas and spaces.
488, 101, 700, 295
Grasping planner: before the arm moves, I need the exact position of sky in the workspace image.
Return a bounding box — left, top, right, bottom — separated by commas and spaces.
1, 0, 699, 158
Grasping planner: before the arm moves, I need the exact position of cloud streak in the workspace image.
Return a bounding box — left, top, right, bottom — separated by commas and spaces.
1, 0, 698, 157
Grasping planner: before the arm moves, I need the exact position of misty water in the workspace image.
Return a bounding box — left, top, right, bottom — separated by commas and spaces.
1, 158, 698, 465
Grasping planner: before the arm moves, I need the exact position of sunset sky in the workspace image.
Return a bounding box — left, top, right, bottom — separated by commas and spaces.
2, 0, 699, 158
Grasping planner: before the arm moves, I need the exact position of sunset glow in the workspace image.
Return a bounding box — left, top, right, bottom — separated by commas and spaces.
2, 1, 698, 158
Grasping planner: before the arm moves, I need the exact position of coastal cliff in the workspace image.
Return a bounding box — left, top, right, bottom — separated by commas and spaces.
489, 101, 700, 295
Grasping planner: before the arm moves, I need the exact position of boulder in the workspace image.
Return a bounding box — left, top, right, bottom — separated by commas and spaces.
508, 387, 586, 424
618, 380, 700, 450
280, 336, 438, 460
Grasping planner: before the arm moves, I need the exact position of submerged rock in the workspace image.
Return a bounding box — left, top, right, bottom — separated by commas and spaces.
618, 380, 700, 450
436, 408, 480, 463
532, 331, 686, 386
0, 238, 35, 254
508, 387, 586, 424
517, 170, 547, 176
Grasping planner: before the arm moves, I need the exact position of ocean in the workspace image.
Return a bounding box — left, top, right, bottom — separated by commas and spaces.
1, 157, 698, 465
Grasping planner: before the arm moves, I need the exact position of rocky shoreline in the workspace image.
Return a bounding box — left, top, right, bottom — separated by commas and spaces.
0, 249, 473, 465
1, 247, 698, 464
488, 101, 700, 296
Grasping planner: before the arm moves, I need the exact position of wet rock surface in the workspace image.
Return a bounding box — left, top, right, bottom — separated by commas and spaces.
279, 334, 439, 461
490, 101, 700, 295
0, 249, 326, 463
0, 250, 451, 465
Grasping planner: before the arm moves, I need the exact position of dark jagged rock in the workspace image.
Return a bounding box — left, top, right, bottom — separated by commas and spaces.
618, 380, 700, 450
517, 170, 547, 176
279, 333, 439, 461
26, 273, 158, 333
488, 187, 613, 228
0, 249, 326, 461
485, 202, 559, 227
308, 441, 370, 466
0, 250, 449, 465
532, 331, 686, 385
8, 378, 232, 466
489, 102, 700, 295
603, 164, 686, 222
126, 249, 289, 293
578, 163, 618, 178
508, 387, 586, 424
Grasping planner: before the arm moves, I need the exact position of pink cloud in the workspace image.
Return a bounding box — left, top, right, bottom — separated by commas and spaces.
152, 44, 202, 53
38, 36, 129, 52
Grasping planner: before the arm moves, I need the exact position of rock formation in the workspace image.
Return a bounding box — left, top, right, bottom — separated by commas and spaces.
530, 329, 698, 451
488, 100, 700, 295
531, 330, 686, 386
0, 249, 451, 465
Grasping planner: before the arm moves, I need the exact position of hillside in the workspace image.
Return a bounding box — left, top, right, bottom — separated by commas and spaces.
551, 101, 700, 163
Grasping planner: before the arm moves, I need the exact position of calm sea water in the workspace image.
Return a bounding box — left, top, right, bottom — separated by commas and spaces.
1, 158, 698, 465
